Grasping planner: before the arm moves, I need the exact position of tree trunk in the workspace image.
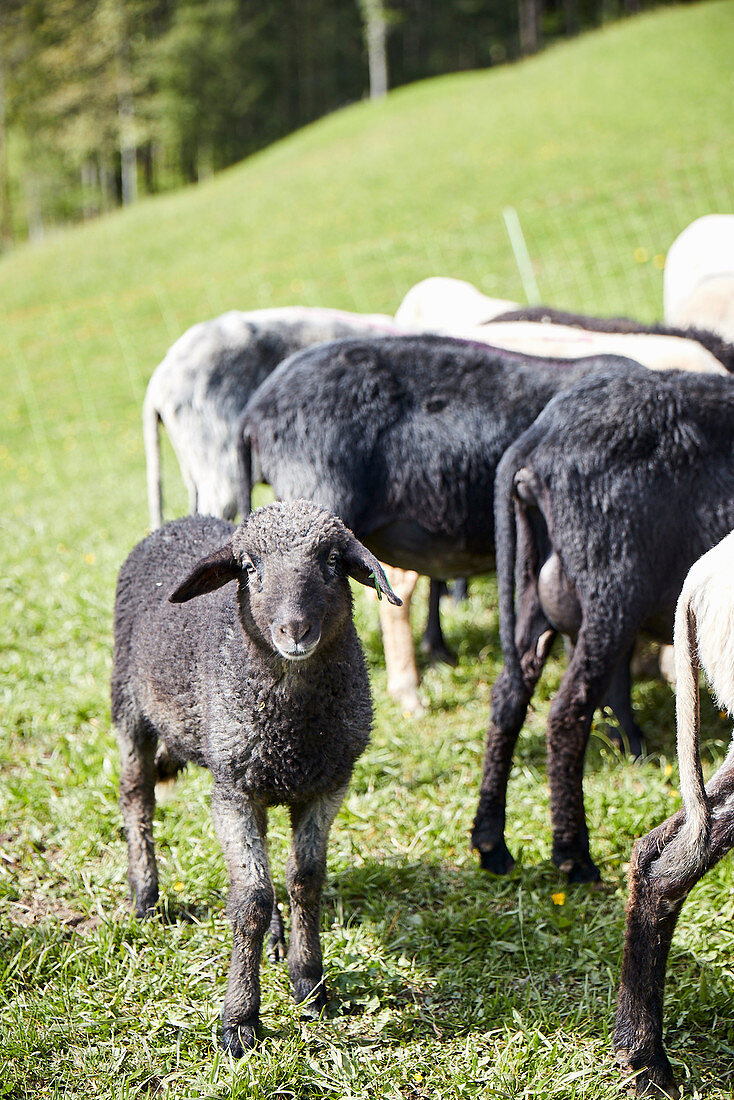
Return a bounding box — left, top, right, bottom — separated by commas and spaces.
117, 74, 137, 205
562, 0, 579, 36
23, 173, 44, 243
359, 0, 389, 98
518, 0, 542, 55
0, 22, 13, 248
109, 0, 137, 205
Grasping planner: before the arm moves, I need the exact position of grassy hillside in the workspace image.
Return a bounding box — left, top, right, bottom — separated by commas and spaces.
2, 3, 734, 1097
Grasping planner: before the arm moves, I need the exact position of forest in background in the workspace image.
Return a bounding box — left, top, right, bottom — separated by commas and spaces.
0, 0, 689, 247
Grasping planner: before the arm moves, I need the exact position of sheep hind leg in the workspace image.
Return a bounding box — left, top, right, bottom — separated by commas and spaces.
286, 786, 347, 1016
600, 648, 645, 758
546, 627, 637, 882
420, 581, 458, 666
472, 590, 556, 875
117, 719, 159, 917
378, 565, 423, 714
614, 759, 734, 1097
211, 787, 274, 1056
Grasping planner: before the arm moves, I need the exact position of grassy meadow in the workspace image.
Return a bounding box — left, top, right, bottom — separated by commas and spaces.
2, 2, 734, 1096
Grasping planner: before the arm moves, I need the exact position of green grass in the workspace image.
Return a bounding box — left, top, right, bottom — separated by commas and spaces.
2, 2, 734, 1096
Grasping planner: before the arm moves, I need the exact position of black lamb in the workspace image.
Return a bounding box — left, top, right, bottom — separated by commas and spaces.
111, 500, 399, 1055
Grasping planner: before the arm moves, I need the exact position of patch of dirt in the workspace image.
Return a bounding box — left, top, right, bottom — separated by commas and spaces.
7, 894, 103, 936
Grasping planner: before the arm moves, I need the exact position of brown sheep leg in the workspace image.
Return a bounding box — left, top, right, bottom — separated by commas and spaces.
472, 582, 556, 874
377, 565, 422, 713
614, 760, 734, 1097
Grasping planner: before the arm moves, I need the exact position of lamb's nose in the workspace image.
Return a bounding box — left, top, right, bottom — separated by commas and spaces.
278, 620, 313, 645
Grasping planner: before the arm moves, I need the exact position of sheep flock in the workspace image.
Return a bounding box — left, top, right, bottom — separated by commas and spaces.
105, 214, 734, 1095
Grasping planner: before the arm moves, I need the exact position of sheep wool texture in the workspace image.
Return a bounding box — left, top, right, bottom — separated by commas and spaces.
111, 505, 372, 803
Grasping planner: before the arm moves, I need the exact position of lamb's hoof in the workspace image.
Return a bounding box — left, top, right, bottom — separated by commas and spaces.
615, 1048, 680, 1098
474, 839, 515, 876
267, 905, 287, 963
420, 639, 458, 667
555, 854, 601, 884
221, 1022, 257, 1057
267, 933, 287, 963
293, 978, 328, 1018
602, 723, 645, 760
390, 686, 425, 715
132, 892, 159, 919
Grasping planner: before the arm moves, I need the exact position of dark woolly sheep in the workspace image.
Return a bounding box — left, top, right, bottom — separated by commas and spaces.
111, 501, 399, 1055
472, 367, 734, 884
237, 333, 644, 737
143, 307, 399, 528
614, 529, 734, 1099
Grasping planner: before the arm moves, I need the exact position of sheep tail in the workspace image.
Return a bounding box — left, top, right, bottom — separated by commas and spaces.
237, 429, 253, 518
143, 392, 163, 530
494, 445, 523, 691
652, 589, 710, 878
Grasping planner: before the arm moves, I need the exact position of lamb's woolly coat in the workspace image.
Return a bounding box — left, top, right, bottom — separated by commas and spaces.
111, 501, 396, 1056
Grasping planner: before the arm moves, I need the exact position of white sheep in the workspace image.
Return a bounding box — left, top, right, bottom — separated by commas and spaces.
664, 214, 734, 342
460, 319, 730, 374
394, 276, 518, 330
615, 528, 734, 1098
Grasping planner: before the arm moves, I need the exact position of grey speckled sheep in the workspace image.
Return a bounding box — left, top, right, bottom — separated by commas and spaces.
111, 500, 399, 1055
143, 306, 399, 528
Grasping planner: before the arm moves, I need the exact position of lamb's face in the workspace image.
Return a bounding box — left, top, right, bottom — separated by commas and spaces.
237, 538, 352, 661
169, 502, 401, 653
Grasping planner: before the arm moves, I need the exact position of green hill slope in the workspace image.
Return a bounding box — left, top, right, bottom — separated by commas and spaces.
2, 0, 733, 515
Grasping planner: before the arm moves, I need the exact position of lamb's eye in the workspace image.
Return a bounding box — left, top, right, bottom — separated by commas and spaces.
243, 558, 260, 584
326, 548, 340, 573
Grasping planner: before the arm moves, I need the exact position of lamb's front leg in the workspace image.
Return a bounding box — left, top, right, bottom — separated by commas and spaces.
211, 785, 273, 1056
117, 722, 158, 917
287, 786, 348, 1015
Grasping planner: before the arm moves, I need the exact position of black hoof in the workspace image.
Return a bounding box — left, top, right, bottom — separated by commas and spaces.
475, 840, 515, 875
293, 978, 328, 1017
132, 892, 159, 919
555, 854, 601, 883
603, 723, 645, 760
615, 1048, 679, 1098
420, 639, 458, 667
221, 1021, 257, 1057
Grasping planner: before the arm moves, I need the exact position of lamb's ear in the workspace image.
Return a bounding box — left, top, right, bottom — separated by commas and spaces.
169, 543, 240, 603
341, 536, 402, 605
